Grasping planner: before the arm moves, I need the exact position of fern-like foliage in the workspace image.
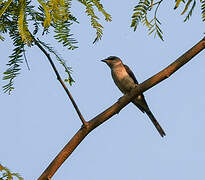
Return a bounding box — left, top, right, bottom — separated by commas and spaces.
148, 16, 164, 41
36, 0, 78, 49
51, 0, 78, 49
18, 0, 32, 45
201, 0, 205, 21
0, 163, 23, 180
131, 0, 204, 40
38, 0, 111, 44
174, 0, 184, 9
131, 0, 150, 31
183, 0, 196, 22
92, 0, 112, 21
0, 0, 111, 93
131, 0, 164, 41
0, 0, 13, 18
54, 20, 78, 50
77, 0, 111, 43
3, 32, 24, 94
174, 0, 196, 22
36, 38, 75, 85
0, 1, 25, 94
37, 0, 52, 28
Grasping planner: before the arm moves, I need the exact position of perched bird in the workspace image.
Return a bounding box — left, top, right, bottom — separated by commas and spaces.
101, 56, 166, 137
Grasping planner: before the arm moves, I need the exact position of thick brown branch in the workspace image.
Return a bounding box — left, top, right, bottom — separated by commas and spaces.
38, 37, 205, 180
139, 37, 205, 92
33, 38, 88, 127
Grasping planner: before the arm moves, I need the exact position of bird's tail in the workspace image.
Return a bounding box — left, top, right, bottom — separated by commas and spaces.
145, 110, 166, 137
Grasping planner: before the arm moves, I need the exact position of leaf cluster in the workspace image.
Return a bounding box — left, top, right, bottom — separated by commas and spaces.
202, 0, 205, 21
0, 0, 111, 93
174, 0, 197, 22
77, 0, 111, 43
131, 0, 205, 41
0, 0, 26, 94
131, 0, 164, 41
0, 164, 23, 180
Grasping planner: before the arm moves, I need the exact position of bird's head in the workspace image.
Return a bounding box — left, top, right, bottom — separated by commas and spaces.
101, 56, 122, 68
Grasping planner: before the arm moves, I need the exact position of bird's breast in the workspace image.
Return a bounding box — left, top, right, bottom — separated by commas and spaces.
111, 67, 136, 94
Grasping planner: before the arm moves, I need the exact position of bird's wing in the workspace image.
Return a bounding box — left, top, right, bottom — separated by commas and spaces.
124, 64, 150, 111
124, 64, 139, 84
124, 65, 166, 137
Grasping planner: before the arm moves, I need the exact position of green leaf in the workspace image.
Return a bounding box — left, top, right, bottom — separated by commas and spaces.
142, 15, 152, 28
131, 0, 150, 31
0, 34, 5, 40
174, 0, 183, 9
78, 0, 105, 43
0, 0, 13, 18
2, 18, 24, 94
151, 0, 153, 8
184, 0, 196, 22
91, 0, 112, 21
181, 0, 192, 15
148, 28, 155, 35
0, 164, 23, 180
37, 0, 51, 28
201, 0, 205, 21
156, 29, 164, 41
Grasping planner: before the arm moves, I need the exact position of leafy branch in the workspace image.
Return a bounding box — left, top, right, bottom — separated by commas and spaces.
0, 164, 23, 180
131, 0, 204, 40
77, 0, 111, 43
131, 0, 151, 31
131, 0, 164, 41
174, 0, 197, 22
36, 38, 75, 85
147, 0, 163, 41
0, 0, 111, 93
1, 6, 25, 94
201, 0, 205, 21
53, 19, 78, 50
183, 0, 196, 22
18, 0, 32, 45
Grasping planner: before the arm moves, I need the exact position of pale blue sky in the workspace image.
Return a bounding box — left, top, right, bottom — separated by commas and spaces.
1, 1, 205, 179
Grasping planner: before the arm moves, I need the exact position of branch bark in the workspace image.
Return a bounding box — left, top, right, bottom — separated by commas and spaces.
38, 37, 205, 180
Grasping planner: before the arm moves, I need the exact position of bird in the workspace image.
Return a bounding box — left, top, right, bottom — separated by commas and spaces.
101, 56, 166, 137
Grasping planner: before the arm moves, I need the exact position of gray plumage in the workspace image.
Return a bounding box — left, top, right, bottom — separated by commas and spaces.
102, 56, 166, 137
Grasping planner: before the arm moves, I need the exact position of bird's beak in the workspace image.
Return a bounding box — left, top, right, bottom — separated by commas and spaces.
101, 59, 107, 63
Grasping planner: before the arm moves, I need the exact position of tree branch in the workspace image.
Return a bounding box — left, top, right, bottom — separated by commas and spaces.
38, 37, 205, 180
33, 37, 88, 127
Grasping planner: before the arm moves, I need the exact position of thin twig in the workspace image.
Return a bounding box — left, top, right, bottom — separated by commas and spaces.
32, 37, 88, 127
154, 0, 162, 17
23, 47, 30, 70
148, 0, 163, 11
